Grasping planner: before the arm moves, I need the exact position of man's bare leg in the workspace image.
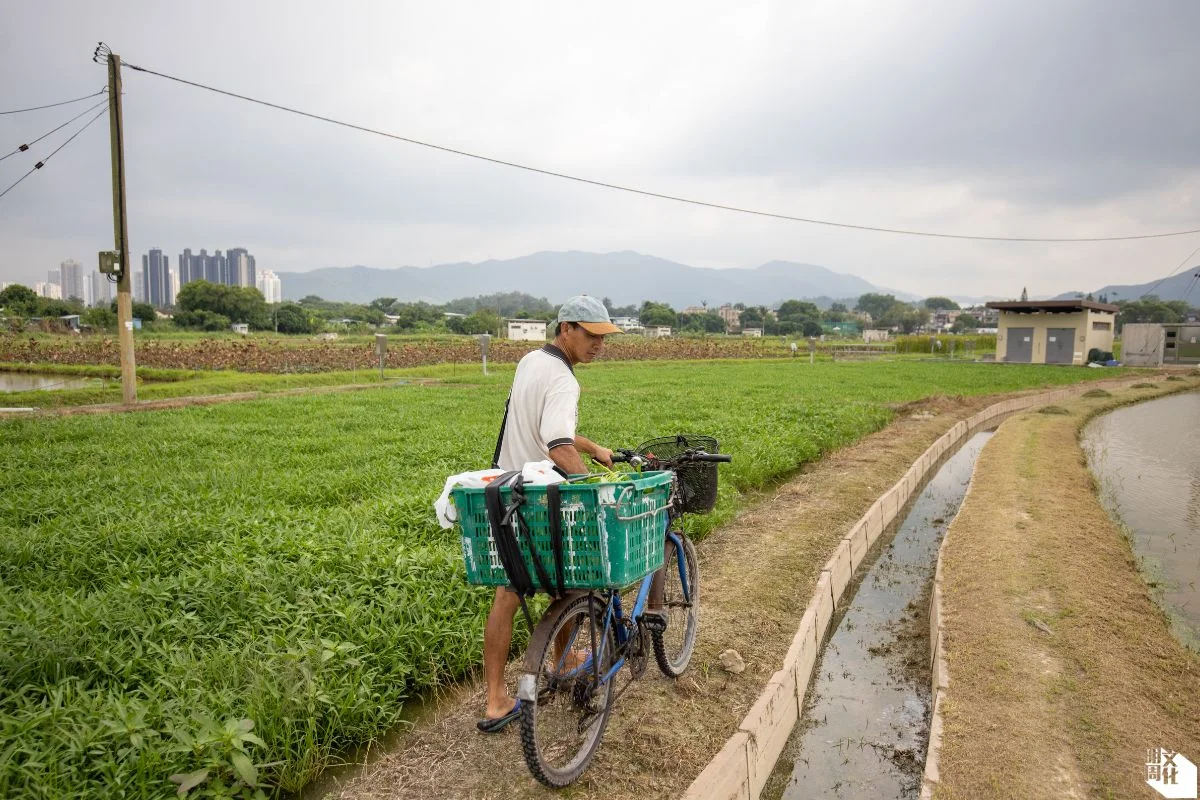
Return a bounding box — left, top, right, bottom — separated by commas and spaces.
483, 587, 521, 719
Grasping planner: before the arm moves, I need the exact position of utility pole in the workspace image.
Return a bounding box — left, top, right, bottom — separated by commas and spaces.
100, 44, 137, 403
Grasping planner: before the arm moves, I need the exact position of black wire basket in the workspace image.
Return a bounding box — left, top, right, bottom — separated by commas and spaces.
635, 433, 721, 514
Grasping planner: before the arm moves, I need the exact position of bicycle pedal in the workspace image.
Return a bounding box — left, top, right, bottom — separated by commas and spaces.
638, 611, 667, 633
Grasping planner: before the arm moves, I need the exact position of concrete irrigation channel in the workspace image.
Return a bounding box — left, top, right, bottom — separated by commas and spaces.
763, 431, 994, 799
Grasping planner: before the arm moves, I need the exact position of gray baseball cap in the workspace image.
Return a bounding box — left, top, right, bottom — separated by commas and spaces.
557, 295, 622, 335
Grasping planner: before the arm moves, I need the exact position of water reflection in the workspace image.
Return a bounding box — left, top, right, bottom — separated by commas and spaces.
0, 372, 102, 393
1082, 391, 1200, 650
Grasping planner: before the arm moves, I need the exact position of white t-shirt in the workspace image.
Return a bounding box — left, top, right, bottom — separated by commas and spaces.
496, 345, 579, 471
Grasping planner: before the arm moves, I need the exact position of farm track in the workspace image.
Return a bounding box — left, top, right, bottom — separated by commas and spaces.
0, 379, 443, 417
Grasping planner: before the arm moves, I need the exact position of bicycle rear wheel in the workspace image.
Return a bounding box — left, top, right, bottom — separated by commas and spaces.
518, 593, 617, 788
652, 534, 699, 677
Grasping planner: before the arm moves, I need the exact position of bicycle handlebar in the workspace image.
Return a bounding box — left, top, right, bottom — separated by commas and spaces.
611, 449, 732, 466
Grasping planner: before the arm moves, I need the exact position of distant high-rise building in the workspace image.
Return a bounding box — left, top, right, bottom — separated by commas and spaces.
199, 249, 227, 285
141, 248, 173, 308
47, 267, 61, 287
256, 269, 282, 303
226, 247, 256, 288
33, 282, 62, 300
176, 247, 257, 290
90, 271, 113, 307
60, 259, 85, 303
132, 268, 145, 303
178, 248, 200, 286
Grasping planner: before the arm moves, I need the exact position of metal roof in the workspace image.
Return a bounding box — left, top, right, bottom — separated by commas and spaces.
985, 300, 1119, 314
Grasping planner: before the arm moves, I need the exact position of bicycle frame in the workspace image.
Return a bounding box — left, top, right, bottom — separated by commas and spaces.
594, 527, 690, 687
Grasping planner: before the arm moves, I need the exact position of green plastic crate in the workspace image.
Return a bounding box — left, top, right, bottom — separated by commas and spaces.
453, 470, 672, 590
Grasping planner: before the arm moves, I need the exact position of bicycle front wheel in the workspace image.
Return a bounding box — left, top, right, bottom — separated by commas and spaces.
518, 593, 617, 788
653, 534, 699, 677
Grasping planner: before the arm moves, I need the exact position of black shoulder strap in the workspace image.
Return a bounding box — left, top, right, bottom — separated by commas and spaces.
491, 397, 511, 469
546, 484, 566, 598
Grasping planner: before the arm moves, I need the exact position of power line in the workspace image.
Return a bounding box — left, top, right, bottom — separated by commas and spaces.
0, 104, 109, 202
0, 98, 111, 163
1177, 272, 1199, 307
1134, 243, 1200, 301
0, 88, 106, 115
119, 58, 1200, 245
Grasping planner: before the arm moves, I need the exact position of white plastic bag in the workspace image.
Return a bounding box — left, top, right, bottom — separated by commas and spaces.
433, 460, 565, 529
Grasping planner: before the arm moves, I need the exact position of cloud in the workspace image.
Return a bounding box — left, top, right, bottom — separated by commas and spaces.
664, 2, 1200, 206
1, 0, 1197, 299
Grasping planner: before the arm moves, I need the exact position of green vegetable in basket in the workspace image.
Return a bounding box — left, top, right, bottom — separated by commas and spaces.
572, 469, 634, 484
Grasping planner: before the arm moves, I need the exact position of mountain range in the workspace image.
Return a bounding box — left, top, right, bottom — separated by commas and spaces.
276, 250, 1199, 309
277, 251, 920, 308
1051, 269, 1200, 304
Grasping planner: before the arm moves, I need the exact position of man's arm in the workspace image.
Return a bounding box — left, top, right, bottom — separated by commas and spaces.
549, 443, 589, 476
574, 435, 614, 468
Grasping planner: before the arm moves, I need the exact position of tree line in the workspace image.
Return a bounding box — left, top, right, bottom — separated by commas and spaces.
3, 280, 1193, 336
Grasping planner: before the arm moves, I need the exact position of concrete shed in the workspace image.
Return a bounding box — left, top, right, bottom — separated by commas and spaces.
1124, 322, 1200, 366
987, 300, 1118, 365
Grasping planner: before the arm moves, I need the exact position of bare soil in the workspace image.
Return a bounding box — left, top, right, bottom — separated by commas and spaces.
326, 394, 997, 800
935, 379, 1200, 799
0, 379, 440, 417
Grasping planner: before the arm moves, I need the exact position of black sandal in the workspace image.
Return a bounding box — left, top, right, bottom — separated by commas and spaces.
475, 699, 522, 734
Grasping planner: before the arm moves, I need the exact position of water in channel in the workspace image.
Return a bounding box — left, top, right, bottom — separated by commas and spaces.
0, 372, 102, 392
1081, 390, 1200, 651
767, 431, 993, 800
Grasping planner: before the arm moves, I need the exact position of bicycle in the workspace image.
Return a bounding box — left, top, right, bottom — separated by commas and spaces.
514, 435, 731, 788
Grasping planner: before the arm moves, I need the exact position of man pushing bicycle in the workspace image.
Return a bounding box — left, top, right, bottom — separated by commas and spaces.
476, 294, 622, 733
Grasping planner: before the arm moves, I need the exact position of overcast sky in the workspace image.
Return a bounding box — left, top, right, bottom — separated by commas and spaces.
2, 0, 1198, 299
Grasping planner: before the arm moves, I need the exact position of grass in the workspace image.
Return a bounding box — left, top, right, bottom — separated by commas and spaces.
0, 359, 1127, 798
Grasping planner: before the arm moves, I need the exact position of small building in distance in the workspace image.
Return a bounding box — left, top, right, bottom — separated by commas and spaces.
987, 300, 1118, 365
742, 327, 764, 338
505, 319, 548, 342
863, 329, 891, 343
644, 326, 672, 339
1122, 322, 1200, 366
612, 316, 641, 333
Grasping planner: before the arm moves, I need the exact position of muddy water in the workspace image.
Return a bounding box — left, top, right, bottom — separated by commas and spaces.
1082, 391, 1200, 651
0, 372, 102, 392
766, 431, 993, 800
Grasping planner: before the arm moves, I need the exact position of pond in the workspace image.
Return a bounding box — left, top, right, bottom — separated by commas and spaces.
0, 372, 105, 393
1082, 391, 1200, 651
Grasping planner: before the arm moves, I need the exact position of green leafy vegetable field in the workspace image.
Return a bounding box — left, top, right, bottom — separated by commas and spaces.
0, 360, 1121, 798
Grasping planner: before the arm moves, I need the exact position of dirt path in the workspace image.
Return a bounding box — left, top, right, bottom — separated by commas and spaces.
322, 394, 999, 800
0, 379, 440, 417
935, 379, 1200, 799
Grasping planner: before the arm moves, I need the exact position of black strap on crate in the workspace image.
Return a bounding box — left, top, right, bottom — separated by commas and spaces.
546, 484, 566, 598
483, 472, 565, 628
